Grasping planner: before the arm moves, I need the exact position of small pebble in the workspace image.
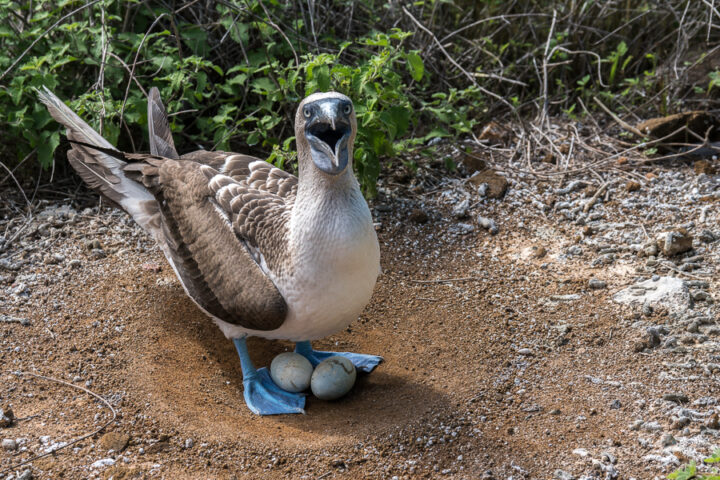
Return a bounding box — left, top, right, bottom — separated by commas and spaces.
661, 434, 677, 446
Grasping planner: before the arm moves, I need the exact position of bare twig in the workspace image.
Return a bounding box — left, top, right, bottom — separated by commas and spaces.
593, 97, 644, 137
119, 13, 167, 127
257, 0, 299, 65
107, 52, 149, 96
539, 9, 557, 129
0, 160, 31, 210
0, 371, 117, 474
402, 6, 516, 114
583, 179, 617, 213
410, 277, 481, 284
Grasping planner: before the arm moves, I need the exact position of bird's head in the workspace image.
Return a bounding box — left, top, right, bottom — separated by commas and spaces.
295, 92, 356, 176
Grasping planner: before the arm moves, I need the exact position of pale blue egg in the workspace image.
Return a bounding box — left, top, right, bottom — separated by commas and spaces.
310, 357, 357, 400
270, 352, 313, 393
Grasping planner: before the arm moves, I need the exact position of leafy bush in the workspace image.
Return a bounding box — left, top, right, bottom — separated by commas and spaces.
1, 1, 718, 193
668, 448, 720, 480
0, 0, 481, 196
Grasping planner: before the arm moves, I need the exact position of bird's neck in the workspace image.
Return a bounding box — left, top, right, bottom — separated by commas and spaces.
290, 166, 371, 251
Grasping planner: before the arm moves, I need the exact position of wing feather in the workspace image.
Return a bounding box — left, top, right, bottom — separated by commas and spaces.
124, 157, 288, 331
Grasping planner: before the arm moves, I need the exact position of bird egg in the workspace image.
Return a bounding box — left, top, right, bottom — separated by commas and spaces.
270, 352, 313, 393
310, 356, 356, 400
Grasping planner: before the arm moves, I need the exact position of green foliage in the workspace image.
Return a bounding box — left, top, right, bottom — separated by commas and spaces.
0, 0, 480, 196
668, 450, 720, 480
2, 0, 719, 191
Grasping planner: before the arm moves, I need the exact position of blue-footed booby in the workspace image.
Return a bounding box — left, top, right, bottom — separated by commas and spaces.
37, 86, 382, 415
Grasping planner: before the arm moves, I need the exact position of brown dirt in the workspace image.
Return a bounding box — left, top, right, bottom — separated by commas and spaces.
1, 162, 719, 479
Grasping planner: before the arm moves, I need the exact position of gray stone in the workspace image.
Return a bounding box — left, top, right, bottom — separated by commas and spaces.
656, 229, 693, 256
589, 278, 607, 290
663, 393, 689, 404
553, 470, 576, 480
2, 438, 17, 450
613, 276, 690, 313
478, 216, 498, 235
671, 417, 690, 429
692, 291, 713, 302
697, 229, 716, 243
452, 199, 470, 219
0, 407, 14, 427
17, 470, 33, 480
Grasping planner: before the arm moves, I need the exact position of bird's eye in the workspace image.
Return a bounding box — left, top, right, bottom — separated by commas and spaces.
303, 107, 311, 118
343, 104, 352, 115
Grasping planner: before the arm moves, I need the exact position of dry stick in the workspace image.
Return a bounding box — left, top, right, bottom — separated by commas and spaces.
554, 47, 608, 88
257, 0, 299, 66
593, 97, 644, 137
0, 371, 117, 474
583, 179, 617, 213
401, 6, 516, 115
660, 261, 711, 280
119, 13, 167, 127
95, 5, 109, 135
0, 160, 31, 210
539, 9, 557, 130
410, 277, 481, 284
107, 52, 148, 96
637, 126, 715, 164
0, 0, 103, 83
707, 0, 716, 42
592, 10, 652, 46
474, 71, 528, 87
2, 217, 33, 251
674, 0, 692, 81
0, 147, 37, 187
438, 12, 551, 44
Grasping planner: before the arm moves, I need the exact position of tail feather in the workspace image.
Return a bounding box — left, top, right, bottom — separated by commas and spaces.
147, 87, 179, 159
36, 86, 159, 232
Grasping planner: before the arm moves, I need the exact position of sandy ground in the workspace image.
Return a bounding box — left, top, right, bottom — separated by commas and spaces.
1, 157, 720, 480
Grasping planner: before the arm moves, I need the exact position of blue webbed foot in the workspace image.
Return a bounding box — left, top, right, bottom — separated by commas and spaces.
233, 337, 305, 415
295, 341, 383, 373
243, 367, 305, 415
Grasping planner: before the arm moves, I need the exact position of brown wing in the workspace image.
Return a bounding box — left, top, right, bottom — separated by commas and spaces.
180, 152, 298, 202
124, 156, 288, 331
205, 169, 292, 277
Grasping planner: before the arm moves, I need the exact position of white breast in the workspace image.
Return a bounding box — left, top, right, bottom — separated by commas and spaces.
213, 184, 380, 341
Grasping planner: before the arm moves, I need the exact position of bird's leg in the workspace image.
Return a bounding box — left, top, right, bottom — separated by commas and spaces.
294, 341, 383, 373
232, 337, 305, 415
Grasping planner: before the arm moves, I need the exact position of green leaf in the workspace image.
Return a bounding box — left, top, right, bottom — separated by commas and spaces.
247, 131, 260, 146
37, 131, 60, 169
316, 65, 331, 91
181, 25, 210, 57
406, 52, 424, 81
668, 461, 696, 480
705, 448, 720, 464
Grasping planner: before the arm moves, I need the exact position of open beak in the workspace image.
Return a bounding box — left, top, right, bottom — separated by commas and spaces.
304, 99, 352, 175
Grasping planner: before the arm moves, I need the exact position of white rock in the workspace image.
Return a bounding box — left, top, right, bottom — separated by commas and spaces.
612, 276, 690, 313
572, 448, 590, 457
90, 458, 116, 469
2, 438, 17, 450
